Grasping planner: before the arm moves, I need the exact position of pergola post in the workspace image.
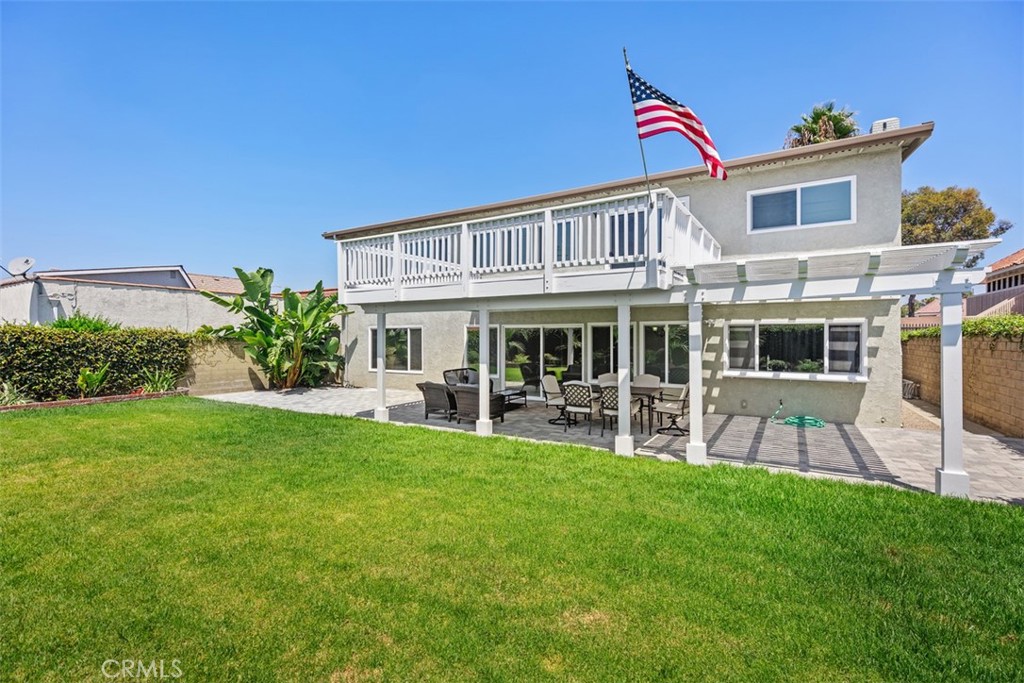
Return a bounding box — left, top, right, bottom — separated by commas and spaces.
615, 299, 634, 456
936, 291, 969, 497
686, 302, 707, 464
477, 306, 493, 436
374, 310, 389, 422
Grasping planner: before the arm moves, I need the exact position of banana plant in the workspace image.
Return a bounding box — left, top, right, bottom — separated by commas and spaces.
200, 268, 346, 389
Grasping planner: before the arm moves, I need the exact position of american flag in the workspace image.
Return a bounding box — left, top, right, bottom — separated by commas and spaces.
628, 68, 727, 180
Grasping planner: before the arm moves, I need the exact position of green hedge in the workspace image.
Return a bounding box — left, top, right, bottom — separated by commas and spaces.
901, 313, 1024, 345
0, 325, 195, 402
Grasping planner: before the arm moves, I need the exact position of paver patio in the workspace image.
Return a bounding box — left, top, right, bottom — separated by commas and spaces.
201, 387, 1024, 504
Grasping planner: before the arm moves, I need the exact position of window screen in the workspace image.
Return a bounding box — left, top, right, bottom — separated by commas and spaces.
801, 180, 852, 225
751, 190, 797, 230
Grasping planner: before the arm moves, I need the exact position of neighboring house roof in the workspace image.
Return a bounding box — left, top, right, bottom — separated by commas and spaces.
187, 273, 246, 295
323, 122, 935, 241
0, 265, 245, 295
913, 298, 941, 317
986, 247, 1024, 276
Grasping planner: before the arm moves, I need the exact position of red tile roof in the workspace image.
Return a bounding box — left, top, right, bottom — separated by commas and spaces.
988, 248, 1024, 273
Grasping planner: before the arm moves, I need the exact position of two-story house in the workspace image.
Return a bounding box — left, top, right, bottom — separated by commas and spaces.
323, 122, 997, 497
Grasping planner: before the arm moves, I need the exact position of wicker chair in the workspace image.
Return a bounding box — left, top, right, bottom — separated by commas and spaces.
599, 384, 642, 437
416, 381, 456, 421
561, 381, 597, 433
452, 385, 506, 424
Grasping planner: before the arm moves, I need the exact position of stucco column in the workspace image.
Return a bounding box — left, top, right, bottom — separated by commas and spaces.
936, 292, 969, 497
374, 311, 389, 422
686, 302, 707, 464
615, 300, 634, 456
477, 306, 493, 436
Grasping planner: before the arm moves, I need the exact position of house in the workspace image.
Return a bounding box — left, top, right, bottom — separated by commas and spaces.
0, 265, 244, 331
323, 121, 998, 497
965, 247, 1024, 317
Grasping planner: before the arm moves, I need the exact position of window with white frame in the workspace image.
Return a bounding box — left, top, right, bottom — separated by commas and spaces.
464, 326, 499, 376
748, 176, 855, 232
725, 321, 864, 376
588, 324, 636, 380
641, 323, 689, 384
369, 327, 423, 372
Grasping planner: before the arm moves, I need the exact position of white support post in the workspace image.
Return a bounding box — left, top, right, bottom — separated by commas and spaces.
477, 306, 493, 436
543, 209, 554, 292
936, 292, 969, 497
686, 302, 707, 464
374, 311, 389, 422
615, 300, 634, 456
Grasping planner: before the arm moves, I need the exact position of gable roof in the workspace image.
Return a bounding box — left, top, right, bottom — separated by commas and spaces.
323, 122, 934, 241
1, 265, 245, 295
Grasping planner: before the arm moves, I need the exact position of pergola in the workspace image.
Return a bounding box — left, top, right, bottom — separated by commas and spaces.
362, 239, 997, 497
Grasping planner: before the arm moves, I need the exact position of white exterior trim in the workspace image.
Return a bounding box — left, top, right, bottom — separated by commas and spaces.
723, 318, 868, 381
746, 175, 857, 234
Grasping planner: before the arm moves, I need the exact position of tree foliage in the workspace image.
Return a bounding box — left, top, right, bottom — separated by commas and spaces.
784, 102, 859, 148
901, 186, 1013, 268
201, 268, 347, 390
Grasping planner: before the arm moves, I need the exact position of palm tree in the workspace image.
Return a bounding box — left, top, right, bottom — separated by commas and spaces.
784, 102, 859, 149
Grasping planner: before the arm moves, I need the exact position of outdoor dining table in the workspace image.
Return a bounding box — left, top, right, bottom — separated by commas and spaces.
588, 383, 663, 435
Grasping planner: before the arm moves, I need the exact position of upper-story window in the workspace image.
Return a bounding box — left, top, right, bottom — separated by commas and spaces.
748, 176, 856, 232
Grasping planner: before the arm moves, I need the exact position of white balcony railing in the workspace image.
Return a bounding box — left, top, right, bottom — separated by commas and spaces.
338, 189, 721, 302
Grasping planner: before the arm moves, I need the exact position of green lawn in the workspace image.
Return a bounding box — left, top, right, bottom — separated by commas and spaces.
2, 398, 1022, 681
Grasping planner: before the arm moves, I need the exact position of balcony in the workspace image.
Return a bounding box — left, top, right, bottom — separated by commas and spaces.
336, 189, 721, 305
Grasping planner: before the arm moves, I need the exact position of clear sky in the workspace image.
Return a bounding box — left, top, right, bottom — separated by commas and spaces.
2, 1, 1022, 289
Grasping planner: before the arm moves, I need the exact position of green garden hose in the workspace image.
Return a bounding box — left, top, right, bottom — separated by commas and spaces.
770, 401, 826, 428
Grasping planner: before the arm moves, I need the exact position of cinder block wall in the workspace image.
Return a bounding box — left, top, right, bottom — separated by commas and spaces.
186, 341, 267, 395
902, 337, 1024, 437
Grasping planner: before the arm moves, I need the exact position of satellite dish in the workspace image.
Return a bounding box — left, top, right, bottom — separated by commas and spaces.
5, 257, 35, 277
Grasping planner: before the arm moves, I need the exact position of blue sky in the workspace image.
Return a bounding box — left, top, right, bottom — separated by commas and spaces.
2, 1, 1022, 289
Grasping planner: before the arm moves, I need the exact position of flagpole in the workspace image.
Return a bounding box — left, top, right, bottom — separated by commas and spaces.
623, 47, 655, 209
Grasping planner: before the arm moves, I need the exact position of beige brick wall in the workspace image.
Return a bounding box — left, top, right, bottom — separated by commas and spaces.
902, 337, 1024, 437
185, 341, 267, 395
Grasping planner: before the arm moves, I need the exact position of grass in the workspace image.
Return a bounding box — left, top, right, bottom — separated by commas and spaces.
2, 397, 1022, 681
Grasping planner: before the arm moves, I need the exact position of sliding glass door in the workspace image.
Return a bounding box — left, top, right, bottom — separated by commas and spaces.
504, 326, 584, 395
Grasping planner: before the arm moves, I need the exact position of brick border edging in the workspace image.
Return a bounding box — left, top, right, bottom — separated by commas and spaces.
0, 389, 189, 412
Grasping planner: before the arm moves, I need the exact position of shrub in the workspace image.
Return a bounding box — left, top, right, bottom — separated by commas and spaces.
49, 311, 121, 332
901, 313, 1024, 346
0, 325, 194, 402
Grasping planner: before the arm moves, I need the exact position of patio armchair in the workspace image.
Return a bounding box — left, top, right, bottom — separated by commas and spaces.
452, 384, 507, 425
599, 384, 643, 437
561, 381, 597, 434
633, 373, 663, 399
519, 363, 541, 394
652, 384, 690, 436
416, 381, 456, 422
597, 372, 617, 386
541, 374, 566, 424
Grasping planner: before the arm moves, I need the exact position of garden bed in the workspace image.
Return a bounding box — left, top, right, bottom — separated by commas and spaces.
0, 388, 188, 412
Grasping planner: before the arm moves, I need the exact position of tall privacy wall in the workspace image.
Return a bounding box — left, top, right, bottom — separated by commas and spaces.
902, 336, 1024, 437
185, 341, 267, 395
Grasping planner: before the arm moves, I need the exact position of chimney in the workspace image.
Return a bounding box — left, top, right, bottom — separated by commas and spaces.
870, 117, 900, 134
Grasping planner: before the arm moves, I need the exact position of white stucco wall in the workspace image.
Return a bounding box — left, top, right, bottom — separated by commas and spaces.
0, 280, 37, 323
664, 148, 903, 257
31, 280, 240, 331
